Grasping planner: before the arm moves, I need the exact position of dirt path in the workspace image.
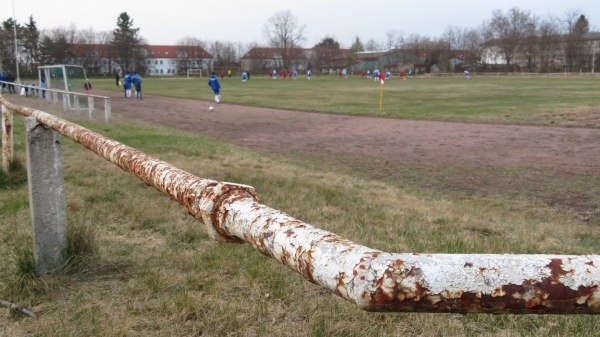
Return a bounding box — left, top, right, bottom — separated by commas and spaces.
7, 90, 600, 223
88, 90, 598, 175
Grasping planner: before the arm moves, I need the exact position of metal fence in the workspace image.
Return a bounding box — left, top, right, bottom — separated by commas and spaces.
0, 80, 111, 123
1, 95, 599, 314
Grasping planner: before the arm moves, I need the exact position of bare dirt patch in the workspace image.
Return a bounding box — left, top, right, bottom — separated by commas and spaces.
8, 90, 600, 224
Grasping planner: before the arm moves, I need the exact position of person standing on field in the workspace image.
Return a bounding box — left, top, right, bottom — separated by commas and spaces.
84, 79, 92, 94
115, 70, 120, 87
123, 72, 132, 98
132, 72, 143, 100
40, 78, 46, 99
208, 72, 221, 103
6, 72, 15, 94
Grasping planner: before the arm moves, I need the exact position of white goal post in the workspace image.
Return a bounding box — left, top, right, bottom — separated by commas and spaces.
186, 68, 206, 78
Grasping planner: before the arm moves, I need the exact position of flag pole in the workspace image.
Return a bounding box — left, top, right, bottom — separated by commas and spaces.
379, 77, 384, 111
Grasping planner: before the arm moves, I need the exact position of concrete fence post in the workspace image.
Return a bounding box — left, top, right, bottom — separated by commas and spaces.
74, 95, 80, 115
62, 94, 68, 110
88, 96, 94, 120
1, 103, 13, 172
24, 117, 67, 275
104, 98, 111, 124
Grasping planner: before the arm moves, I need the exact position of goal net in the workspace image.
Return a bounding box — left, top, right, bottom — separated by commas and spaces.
186, 68, 206, 78
39, 64, 87, 92
38, 64, 90, 109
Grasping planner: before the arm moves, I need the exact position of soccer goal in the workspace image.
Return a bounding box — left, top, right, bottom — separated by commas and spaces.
39, 64, 88, 92
38, 64, 90, 110
186, 68, 206, 78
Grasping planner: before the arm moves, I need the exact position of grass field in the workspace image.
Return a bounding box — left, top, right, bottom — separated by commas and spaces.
1, 76, 599, 336
92, 74, 600, 126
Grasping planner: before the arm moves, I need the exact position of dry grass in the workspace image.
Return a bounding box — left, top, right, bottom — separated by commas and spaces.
1, 115, 599, 336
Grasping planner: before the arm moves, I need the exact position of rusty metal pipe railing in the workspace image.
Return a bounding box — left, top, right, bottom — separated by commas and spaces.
1, 97, 599, 314
0, 81, 112, 123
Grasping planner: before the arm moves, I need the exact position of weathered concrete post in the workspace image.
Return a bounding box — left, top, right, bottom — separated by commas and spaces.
104, 98, 111, 124
24, 117, 67, 275
1, 103, 13, 172
73, 95, 80, 115
62, 93, 68, 110
88, 96, 94, 120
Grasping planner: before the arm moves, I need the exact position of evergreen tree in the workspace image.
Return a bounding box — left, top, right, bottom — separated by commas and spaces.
111, 12, 143, 73
0, 19, 19, 73
350, 37, 364, 53
22, 16, 39, 75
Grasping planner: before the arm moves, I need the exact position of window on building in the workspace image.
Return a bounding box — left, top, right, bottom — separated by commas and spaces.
160, 60, 163, 65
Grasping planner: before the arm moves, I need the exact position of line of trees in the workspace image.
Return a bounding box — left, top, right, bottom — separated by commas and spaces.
0, 12, 145, 77
0, 7, 597, 78
348, 8, 597, 73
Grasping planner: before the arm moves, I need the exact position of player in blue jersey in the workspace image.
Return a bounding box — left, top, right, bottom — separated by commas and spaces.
123, 72, 132, 98
132, 72, 143, 99
208, 72, 221, 103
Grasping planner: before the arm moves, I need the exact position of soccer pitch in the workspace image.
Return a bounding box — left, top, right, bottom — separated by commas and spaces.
92, 74, 600, 126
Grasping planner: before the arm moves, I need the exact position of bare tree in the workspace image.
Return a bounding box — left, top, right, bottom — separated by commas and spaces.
418, 36, 449, 72
385, 30, 404, 50
442, 26, 478, 71
364, 38, 382, 51
263, 10, 306, 69
463, 28, 485, 69
489, 7, 536, 69
73, 27, 106, 75
538, 16, 561, 72
176, 36, 208, 73
521, 16, 539, 71
220, 42, 238, 68
38, 27, 76, 65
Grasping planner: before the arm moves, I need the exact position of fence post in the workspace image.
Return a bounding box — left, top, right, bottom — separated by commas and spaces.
1, 103, 13, 172
74, 95, 81, 115
88, 96, 94, 120
24, 117, 67, 275
62, 93, 68, 110
104, 98, 111, 124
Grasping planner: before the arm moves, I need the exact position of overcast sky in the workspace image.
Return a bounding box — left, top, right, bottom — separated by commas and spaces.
6, 0, 599, 47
